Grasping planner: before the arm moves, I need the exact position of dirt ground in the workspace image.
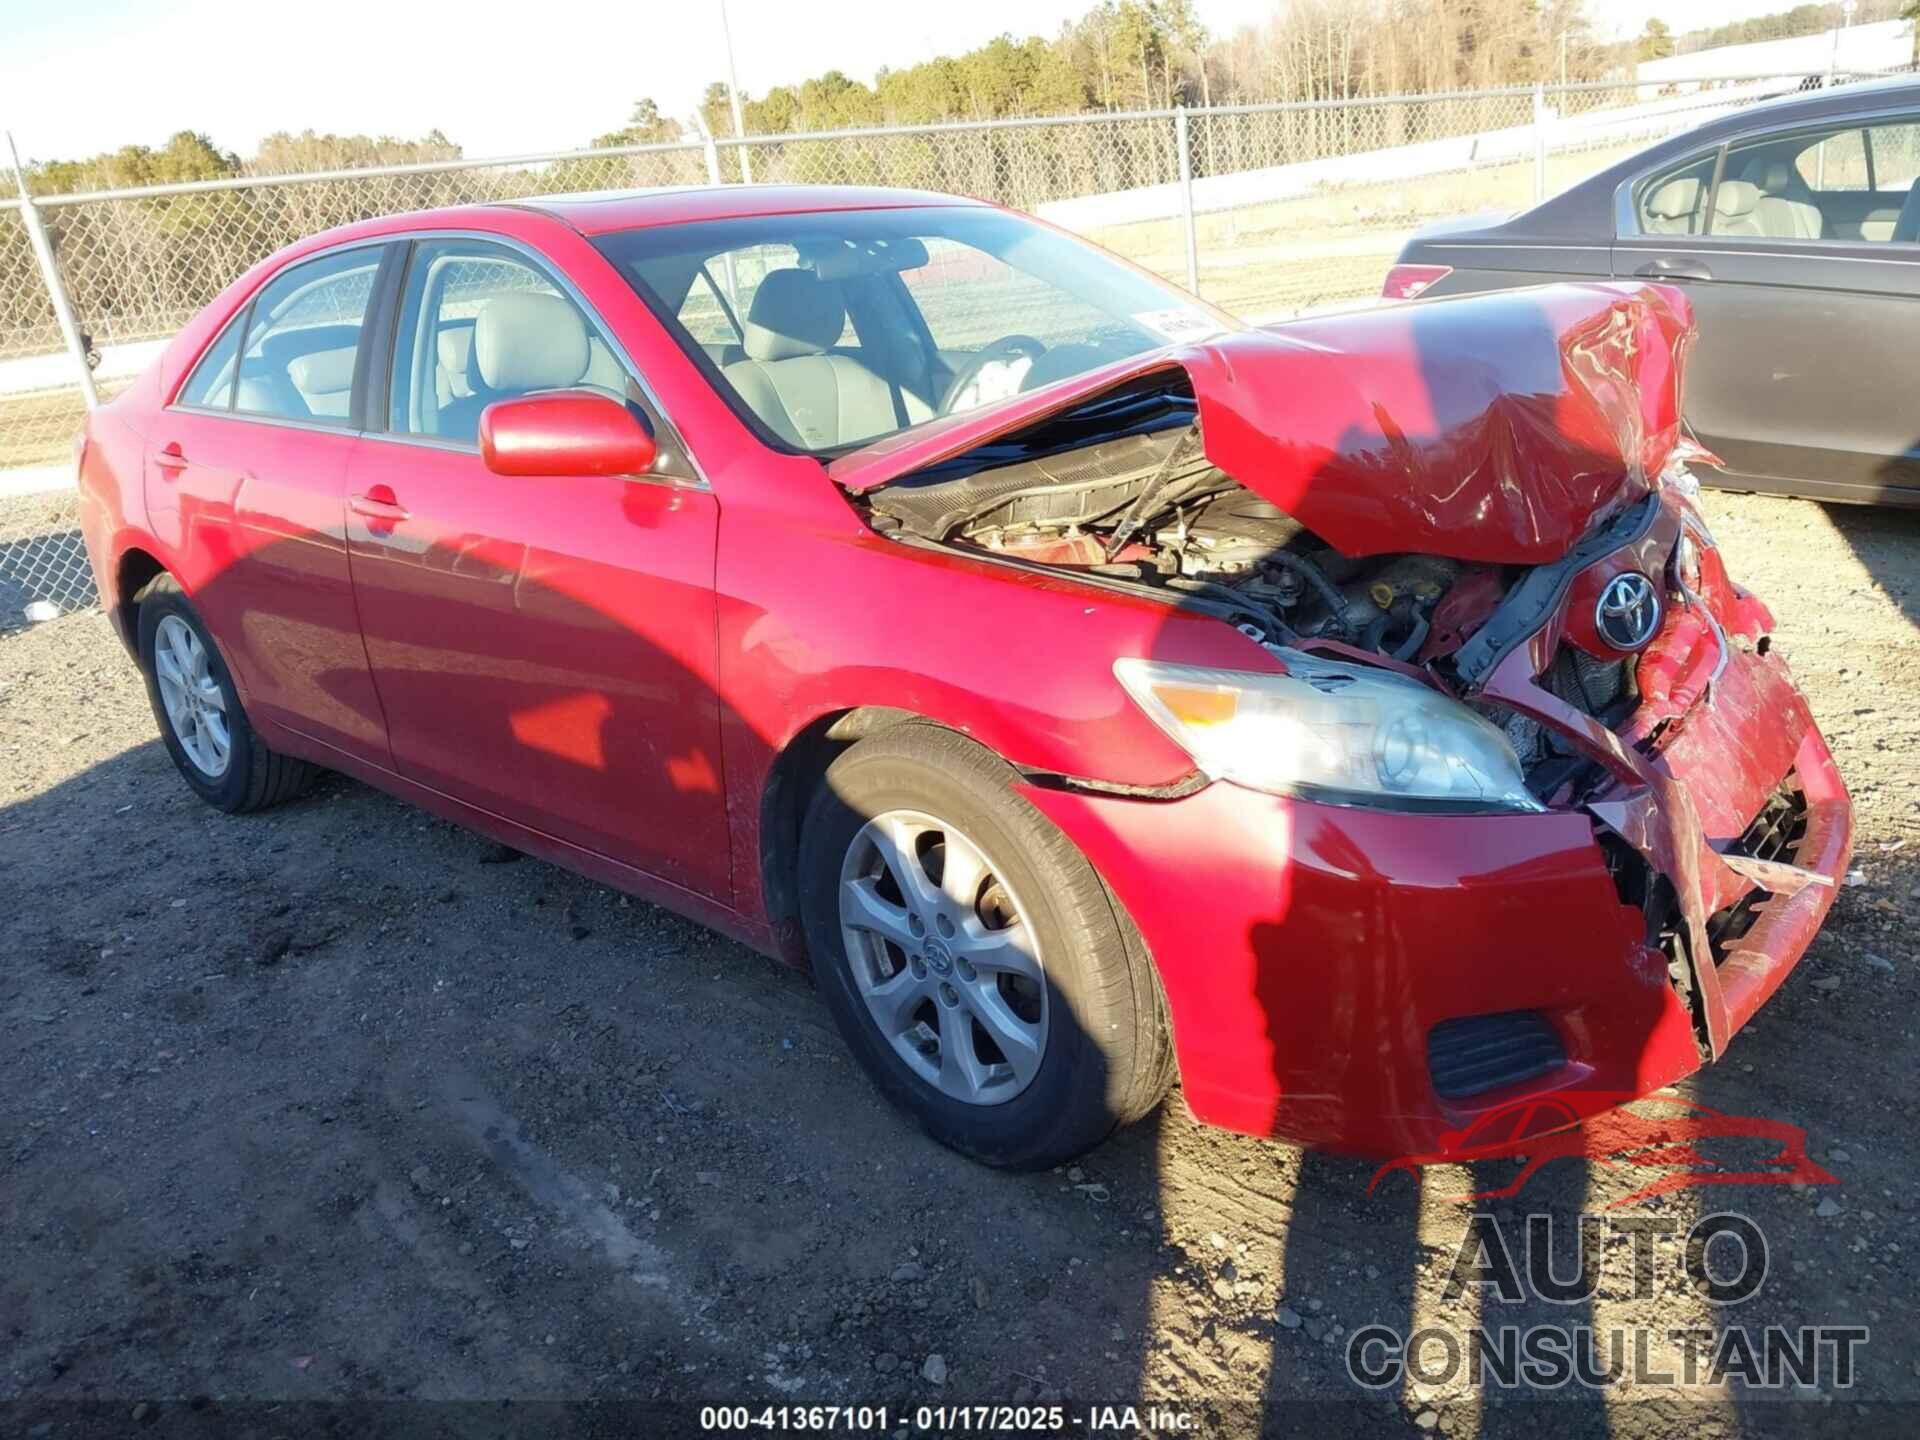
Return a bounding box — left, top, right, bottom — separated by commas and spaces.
3, 490, 1919, 1438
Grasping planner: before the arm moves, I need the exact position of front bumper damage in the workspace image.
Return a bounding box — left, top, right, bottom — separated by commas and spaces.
1022, 488, 1851, 1157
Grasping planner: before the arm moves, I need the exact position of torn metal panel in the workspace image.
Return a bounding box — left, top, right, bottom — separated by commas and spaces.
836, 282, 1697, 568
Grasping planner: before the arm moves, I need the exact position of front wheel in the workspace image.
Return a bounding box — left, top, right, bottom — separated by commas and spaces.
798, 723, 1173, 1169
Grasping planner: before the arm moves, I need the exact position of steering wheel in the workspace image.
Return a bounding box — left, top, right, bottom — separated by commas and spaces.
939, 334, 1048, 415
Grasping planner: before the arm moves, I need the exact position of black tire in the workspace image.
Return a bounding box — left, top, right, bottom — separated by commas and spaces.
798, 722, 1174, 1169
134, 574, 316, 813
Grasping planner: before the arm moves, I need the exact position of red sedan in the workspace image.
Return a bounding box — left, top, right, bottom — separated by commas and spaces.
73, 185, 1852, 1168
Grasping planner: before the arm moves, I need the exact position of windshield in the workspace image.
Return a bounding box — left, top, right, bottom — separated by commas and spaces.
592, 206, 1237, 456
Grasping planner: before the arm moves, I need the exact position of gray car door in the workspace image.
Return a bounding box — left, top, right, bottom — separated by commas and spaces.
1611, 109, 1920, 503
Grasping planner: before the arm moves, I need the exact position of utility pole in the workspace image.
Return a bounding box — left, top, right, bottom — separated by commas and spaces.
719, 0, 754, 184
1828, 0, 1856, 86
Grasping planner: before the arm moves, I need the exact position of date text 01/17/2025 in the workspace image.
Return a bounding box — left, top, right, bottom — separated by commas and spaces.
697, 1404, 1199, 1432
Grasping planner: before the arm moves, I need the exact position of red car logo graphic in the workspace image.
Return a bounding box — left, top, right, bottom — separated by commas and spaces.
1368, 1091, 1838, 1209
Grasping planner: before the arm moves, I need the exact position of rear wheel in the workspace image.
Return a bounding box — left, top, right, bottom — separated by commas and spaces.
135, 575, 316, 813
799, 722, 1173, 1169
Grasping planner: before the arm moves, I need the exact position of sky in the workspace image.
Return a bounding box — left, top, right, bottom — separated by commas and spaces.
0, 0, 1841, 165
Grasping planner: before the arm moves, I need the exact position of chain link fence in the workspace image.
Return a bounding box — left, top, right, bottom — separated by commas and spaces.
1, 70, 1905, 627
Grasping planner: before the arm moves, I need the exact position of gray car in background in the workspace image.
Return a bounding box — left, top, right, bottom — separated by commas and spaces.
1387, 77, 1920, 506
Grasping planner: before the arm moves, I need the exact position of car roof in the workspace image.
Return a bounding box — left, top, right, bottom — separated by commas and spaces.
1693, 73, 1920, 133
264, 185, 992, 264
514, 184, 989, 236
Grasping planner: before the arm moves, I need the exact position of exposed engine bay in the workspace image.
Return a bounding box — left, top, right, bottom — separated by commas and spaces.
843, 285, 1716, 811
860, 390, 1660, 803
866, 404, 1494, 667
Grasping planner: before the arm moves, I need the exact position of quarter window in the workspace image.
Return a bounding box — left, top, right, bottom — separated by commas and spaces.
1637, 153, 1717, 236
178, 313, 244, 410
233, 248, 383, 424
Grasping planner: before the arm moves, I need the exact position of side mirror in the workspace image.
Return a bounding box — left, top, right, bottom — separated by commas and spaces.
478, 391, 657, 478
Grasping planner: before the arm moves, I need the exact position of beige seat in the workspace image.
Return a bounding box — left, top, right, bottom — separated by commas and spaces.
1745, 159, 1823, 239
438, 291, 591, 442
721, 269, 930, 449
1643, 176, 1705, 234
435, 326, 474, 408
1710, 180, 1767, 238
287, 346, 356, 418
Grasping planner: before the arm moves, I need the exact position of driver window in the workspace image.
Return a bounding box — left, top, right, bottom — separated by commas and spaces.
389, 240, 625, 446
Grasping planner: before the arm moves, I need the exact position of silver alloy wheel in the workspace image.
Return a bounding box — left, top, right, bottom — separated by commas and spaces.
838, 808, 1049, 1105
153, 614, 231, 778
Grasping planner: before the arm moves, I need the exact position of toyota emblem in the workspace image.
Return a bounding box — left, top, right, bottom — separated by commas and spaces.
1595, 571, 1662, 651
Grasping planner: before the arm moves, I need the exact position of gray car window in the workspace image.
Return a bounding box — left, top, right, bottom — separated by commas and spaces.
1637, 153, 1718, 236
388, 240, 627, 446
234, 248, 383, 425
1714, 114, 1920, 244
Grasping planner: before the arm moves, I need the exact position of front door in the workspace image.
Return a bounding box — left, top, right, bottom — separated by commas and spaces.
1613, 111, 1920, 501
344, 238, 730, 902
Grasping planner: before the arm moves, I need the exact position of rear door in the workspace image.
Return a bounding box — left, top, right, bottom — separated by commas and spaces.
149, 243, 397, 763
343, 236, 729, 901
1612, 110, 1920, 502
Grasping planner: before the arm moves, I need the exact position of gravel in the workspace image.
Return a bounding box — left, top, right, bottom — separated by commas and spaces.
2, 491, 1917, 1433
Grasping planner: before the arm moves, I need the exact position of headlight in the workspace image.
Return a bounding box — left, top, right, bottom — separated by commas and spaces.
1114, 653, 1544, 813
1673, 532, 1702, 593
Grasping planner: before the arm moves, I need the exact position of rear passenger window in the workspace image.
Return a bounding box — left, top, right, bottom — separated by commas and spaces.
233, 248, 383, 425
387, 241, 629, 446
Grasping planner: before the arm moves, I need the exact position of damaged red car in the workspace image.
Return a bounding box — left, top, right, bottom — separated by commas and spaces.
75, 187, 1853, 1169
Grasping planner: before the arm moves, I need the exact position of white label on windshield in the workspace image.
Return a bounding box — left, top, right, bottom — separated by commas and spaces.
1131, 306, 1225, 345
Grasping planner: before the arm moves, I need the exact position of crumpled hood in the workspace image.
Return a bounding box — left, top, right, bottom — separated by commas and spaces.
832, 281, 1696, 566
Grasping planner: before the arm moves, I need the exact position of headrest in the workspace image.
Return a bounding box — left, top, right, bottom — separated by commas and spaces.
1644, 176, 1702, 220
1743, 157, 1794, 194
286, 346, 356, 395
742, 269, 845, 362
437, 325, 473, 378
474, 292, 589, 392
1713, 180, 1760, 219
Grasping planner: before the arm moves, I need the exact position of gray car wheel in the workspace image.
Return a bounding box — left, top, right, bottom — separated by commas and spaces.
799, 721, 1175, 1169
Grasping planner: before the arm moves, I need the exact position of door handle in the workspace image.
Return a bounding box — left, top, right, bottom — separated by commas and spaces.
1634, 258, 1712, 281
153, 442, 189, 471
349, 485, 410, 522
